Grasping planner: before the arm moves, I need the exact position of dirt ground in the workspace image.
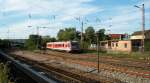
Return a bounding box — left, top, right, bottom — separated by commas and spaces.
9, 50, 150, 73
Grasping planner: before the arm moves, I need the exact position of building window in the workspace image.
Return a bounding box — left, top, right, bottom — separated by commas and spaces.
116, 43, 118, 47
112, 43, 114, 47
124, 43, 127, 48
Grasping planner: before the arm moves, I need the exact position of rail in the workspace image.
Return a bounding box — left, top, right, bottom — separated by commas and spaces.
0, 51, 58, 83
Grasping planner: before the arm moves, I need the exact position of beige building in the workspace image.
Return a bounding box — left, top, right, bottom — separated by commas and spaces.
100, 40, 132, 52
100, 30, 150, 52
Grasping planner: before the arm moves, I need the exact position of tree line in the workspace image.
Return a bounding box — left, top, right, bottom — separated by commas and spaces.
57, 26, 109, 48
24, 26, 108, 50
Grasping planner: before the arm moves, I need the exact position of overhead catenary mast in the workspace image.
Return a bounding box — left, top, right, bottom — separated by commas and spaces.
134, 4, 145, 52
75, 17, 89, 48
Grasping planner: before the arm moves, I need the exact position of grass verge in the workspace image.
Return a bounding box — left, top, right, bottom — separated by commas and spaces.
0, 63, 9, 83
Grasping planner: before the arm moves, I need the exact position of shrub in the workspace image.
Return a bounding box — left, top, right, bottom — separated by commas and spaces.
0, 63, 9, 83
144, 40, 150, 51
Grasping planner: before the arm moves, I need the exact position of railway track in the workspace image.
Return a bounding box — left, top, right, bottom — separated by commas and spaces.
37, 50, 150, 69
34, 50, 150, 79
0, 51, 57, 83
11, 54, 123, 83
8, 50, 150, 83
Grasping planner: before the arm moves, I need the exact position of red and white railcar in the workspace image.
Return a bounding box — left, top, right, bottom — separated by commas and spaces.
46, 41, 80, 52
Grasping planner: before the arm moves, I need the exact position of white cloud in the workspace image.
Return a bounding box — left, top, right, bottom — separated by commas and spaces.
0, 19, 63, 39
99, 2, 150, 34
0, 0, 149, 39
0, 0, 101, 39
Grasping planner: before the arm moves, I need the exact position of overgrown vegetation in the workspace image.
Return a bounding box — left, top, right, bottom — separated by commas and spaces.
94, 51, 150, 61
57, 27, 106, 49
24, 35, 39, 50
0, 63, 9, 83
57, 28, 78, 41
24, 35, 56, 50
144, 39, 150, 51
24, 26, 106, 50
85, 26, 96, 44
0, 39, 11, 49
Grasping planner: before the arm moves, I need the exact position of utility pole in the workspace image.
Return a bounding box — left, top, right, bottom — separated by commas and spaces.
7, 27, 10, 40
75, 17, 89, 48
96, 32, 100, 73
81, 21, 84, 47
142, 4, 145, 52
36, 26, 40, 36
36, 26, 40, 49
36, 26, 49, 49
75, 17, 84, 48
134, 4, 145, 52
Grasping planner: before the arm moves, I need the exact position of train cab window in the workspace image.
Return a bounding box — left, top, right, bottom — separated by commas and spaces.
71, 42, 78, 46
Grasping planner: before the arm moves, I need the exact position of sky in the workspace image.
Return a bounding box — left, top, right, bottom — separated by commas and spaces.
0, 0, 150, 39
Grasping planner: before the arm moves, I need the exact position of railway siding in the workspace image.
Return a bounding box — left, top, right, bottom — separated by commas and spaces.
10, 50, 150, 83
11, 54, 119, 83
0, 51, 58, 83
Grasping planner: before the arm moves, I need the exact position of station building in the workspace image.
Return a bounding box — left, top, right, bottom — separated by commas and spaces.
99, 30, 150, 53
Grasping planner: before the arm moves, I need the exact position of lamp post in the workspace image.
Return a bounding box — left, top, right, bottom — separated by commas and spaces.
134, 4, 145, 52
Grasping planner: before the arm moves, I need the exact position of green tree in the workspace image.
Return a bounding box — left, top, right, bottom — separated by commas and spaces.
0, 40, 11, 49
57, 28, 77, 41
41, 36, 56, 48
24, 35, 41, 50
85, 26, 96, 44
75, 31, 81, 41
57, 29, 64, 41
97, 29, 106, 41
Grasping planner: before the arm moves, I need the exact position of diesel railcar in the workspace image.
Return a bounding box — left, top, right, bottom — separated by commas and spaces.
46, 41, 80, 52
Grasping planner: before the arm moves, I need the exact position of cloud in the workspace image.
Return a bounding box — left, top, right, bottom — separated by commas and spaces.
0, 19, 63, 39
99, 1, 150, 33
0, 0, 100, 22
0, 0, 101, 39
0, 0, 149, 39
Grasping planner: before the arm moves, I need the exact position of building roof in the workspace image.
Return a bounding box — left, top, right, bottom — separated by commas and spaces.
131, 30, 150, 39
109, 34, 126, 39
132, 30, 150, 35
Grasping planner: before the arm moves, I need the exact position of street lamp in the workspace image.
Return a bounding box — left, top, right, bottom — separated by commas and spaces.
134, 4, 145, 52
